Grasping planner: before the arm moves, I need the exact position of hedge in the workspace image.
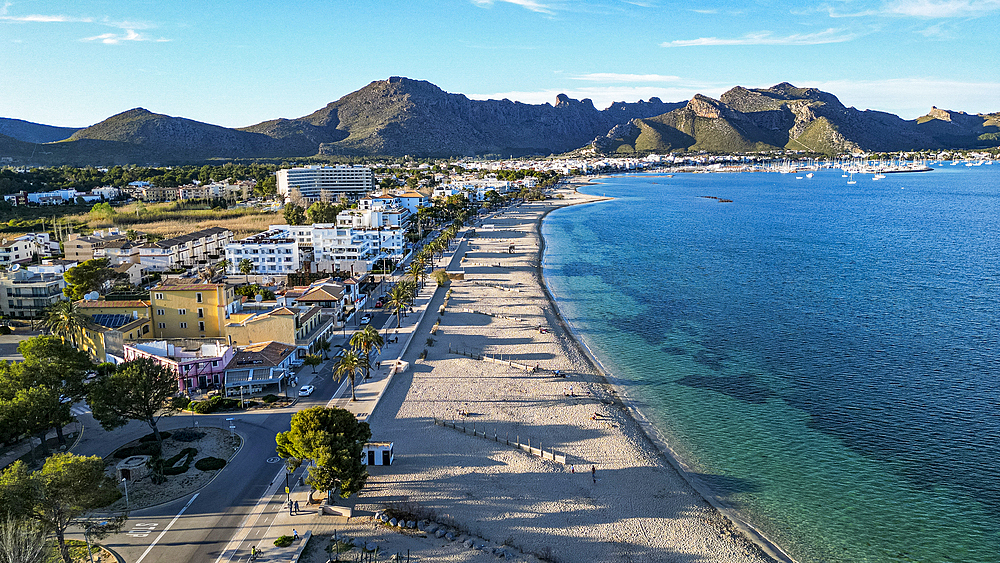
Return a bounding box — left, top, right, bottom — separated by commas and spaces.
160, 447, 198, 476
194, 457, 226, 471
113, 441, 161, 459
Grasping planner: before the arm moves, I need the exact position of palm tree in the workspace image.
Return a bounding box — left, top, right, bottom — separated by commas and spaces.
239, 258, 254, 284
407, 260, 425, 289
42, 300, 87, 347
198, 263, 220, 283
350, 325, 383, 380
387, 284, 410, 328
317, 339, 331, 360
332, 350, 364, 401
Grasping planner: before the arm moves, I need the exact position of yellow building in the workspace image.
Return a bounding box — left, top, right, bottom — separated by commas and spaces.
73, 299, 153, 363
150, 280, 239, 339
225, 304, 334, 358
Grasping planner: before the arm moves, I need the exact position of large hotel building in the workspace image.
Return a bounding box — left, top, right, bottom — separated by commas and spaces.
276, 165, 375, 203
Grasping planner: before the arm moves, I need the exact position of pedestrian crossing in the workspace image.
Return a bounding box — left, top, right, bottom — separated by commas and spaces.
70, 405, 91, 417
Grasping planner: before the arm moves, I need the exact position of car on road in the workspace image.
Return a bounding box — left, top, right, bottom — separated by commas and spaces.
360, 314, 372, 325
298, 385, 315, 397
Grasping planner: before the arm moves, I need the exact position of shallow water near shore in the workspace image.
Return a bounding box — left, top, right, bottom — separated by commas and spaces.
542, 165, 1000, 563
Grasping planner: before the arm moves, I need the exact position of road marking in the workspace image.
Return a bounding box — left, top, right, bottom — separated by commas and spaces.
213, 466, 287, 563
134, 493, 199, 563
126, 522, 158, 538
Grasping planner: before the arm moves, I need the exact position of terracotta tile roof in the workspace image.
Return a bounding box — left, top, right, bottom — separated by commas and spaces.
296, 285, 343, 302
227, 341, 296, 368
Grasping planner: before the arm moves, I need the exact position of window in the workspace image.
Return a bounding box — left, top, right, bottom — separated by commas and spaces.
143, 325, 150, 334
198, 321, 205, 331
158, 322, 166, 329
155, 293, 163, 300
198, 308, 204, 318
157, 308, 165, 315
178, 308, 186, 315
180, 322, 187, 328
212, 360, 219, 367
196, 293, 203, 303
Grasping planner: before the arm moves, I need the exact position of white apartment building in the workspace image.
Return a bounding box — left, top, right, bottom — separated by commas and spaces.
138, 227, 233, 272
277, 166, 374, 203
0, 238, 36, 267
0, 267, 67, 318
224, 229, 300, 276
267, 221, 406, 276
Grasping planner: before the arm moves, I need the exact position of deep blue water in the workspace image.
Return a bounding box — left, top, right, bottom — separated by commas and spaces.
541, 165, 1000, 563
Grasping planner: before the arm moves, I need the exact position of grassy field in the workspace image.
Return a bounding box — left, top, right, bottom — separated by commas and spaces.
65, 201, 282, 238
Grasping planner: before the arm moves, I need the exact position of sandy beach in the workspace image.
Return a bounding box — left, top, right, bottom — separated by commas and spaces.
355, 186, 783, 562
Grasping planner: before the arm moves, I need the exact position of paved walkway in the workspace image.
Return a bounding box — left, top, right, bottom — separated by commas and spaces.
310, 236, 469, 423
226, 233, 473, 562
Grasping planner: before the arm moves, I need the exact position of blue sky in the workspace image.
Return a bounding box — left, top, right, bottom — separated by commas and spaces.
1, 0, 998, 128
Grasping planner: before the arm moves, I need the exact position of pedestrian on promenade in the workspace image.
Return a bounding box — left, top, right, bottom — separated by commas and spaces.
294, 500, 299, 514
287, 499, 293, 515
293, 529, 299, 540
570, 465, 575, 474
591, 465, 596, 483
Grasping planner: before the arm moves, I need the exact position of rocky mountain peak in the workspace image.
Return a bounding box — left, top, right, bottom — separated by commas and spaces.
686, 94, 728, 119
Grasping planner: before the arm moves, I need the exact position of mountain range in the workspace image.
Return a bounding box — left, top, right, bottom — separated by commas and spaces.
591, 83, 1000, 156
1, 78, 997, 165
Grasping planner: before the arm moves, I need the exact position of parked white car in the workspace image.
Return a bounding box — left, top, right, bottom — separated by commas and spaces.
298, 385, 315, 397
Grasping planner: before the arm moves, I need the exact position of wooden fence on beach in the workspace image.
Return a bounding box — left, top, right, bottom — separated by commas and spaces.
448, 345, 537, 373
432, 417, 568, 465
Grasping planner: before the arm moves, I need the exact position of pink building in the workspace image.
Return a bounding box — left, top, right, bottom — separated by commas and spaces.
123, 339, 234, 393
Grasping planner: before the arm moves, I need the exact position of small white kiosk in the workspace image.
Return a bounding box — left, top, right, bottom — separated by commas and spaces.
362, 442, 394, 466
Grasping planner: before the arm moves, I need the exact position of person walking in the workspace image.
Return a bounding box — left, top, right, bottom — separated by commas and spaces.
293, 529, 299, 540
591, 465, 597, 484
293, 500, 299, 514
570, 464, 575, 474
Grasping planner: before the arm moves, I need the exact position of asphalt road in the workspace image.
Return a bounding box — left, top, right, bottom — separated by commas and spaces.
70, 258, 418, 562
72, 372, 345, 563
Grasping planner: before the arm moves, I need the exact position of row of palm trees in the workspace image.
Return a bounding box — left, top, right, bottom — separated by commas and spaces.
329, 221, 464, 401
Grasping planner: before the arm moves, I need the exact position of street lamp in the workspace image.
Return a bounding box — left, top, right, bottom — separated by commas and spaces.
122, 478, 129, 510
84, 521, 108, 563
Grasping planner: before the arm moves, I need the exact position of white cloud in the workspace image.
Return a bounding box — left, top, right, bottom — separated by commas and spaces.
0, 13, 93, 23
571, 73, 682, 83
471, 0, 556, 14
81, 29, 168, 44
663, 28, 858, 47
886, 0, 1000, 17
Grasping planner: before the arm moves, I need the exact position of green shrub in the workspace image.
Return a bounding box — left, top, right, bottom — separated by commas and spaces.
191, 400, 214, 414
113, 441, 162, 459
274, 535, 294, 548
195, 457, 226, 471
262, 394, 279, 404
0, 326, 11, 335
171, 396, 191, 410
161, 448, 197, 476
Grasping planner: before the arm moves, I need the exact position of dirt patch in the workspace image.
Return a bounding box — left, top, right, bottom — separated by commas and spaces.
103, 427, 240, 510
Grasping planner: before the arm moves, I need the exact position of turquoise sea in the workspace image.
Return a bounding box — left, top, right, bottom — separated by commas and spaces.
541, 165, 1000, 563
